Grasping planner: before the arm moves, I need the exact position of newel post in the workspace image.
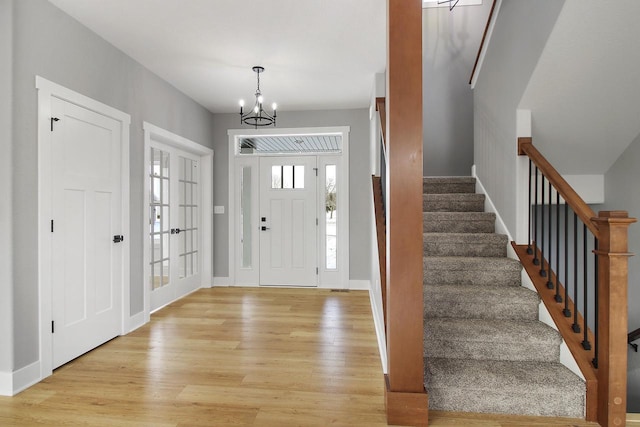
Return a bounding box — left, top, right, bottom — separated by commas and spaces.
592, 211, 636, 427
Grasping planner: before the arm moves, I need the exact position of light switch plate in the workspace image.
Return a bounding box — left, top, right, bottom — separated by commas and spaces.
214, 206, 225, 214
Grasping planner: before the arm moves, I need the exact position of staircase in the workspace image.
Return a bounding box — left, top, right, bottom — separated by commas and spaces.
422, 177, 586, 418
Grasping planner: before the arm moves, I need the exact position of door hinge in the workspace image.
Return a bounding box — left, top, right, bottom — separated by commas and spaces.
50, 219, 54, 232
50, 117, 60, 131
316, 218, 318, 226
316, 267, 319, 275
51, 321, 55, 334
313, 167, 318, 176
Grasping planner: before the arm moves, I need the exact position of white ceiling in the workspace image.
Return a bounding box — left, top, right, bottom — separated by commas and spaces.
47, 0, 386, 114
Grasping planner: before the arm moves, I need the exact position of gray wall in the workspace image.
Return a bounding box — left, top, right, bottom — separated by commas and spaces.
422, 2, 492, 176
0, 0, 14, 374
473, 0, 565, 237
212, 109, 371, 280
601, 131, 640, 412
10, 0, 216, 370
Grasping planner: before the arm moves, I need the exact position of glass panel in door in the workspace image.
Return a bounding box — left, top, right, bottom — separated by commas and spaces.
149, 147, 170, 290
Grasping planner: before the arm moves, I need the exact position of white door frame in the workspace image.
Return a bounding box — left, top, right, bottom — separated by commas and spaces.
227, 126, 350, 288
36, 76, 131, 379
142, 122, 213, 322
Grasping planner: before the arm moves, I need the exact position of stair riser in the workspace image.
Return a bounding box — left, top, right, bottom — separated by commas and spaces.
424, 339, 560, 362
424, 300, 538, 321
427, 390, 584, 418
423, 241, 506, 257
424, 269, 521, 287
424, 219, 495, 233
422, 194, 484, 212
423, 182, 476, 194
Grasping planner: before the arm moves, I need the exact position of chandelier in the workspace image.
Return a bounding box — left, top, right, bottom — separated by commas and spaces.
239, 66, 277, 128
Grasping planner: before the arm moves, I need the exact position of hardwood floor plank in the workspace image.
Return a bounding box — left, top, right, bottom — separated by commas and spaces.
0, 288, 601, 426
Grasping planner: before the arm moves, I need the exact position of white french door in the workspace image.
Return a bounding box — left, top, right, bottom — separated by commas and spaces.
51, 97, 123, 368
258, 156, 318, 286
149, 144, 201, 311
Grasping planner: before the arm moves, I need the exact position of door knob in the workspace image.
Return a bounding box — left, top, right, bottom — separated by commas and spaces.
171, 228, 182, 234
261, 226, 270, 231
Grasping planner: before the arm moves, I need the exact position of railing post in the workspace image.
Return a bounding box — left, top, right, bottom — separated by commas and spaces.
384, 0, 428, 425
592, 211, 636, 427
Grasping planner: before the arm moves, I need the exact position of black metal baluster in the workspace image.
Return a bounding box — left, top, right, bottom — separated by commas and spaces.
555, 191, 562, 302
546, 181, 553, 287
563, 206, 571, 317
582, 223, 591, 350
572, 212, 581, 333
527, 159, 533, 255
533, 167, 540, 265
540, 176, 547, 277
593, 237, 599, 368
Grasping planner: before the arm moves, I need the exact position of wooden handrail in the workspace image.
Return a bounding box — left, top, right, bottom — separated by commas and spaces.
516, 137, 636, 427
372, 176, 387, 332
469, 0, 498, 84
518, 137, 599, 236
376, 97, 387, 151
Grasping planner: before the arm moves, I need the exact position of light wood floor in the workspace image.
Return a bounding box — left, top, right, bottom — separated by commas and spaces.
0, 288, 600, 426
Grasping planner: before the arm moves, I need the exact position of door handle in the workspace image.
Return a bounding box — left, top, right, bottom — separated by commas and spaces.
261, 226, 270, 231
113, 235, 124, 243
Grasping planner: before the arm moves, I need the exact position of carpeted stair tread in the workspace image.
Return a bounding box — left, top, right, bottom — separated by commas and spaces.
423, 211, 496, 233
424, 256, 522, 286
423, 177, 476, 194
424, 284, 539, 320
423, 233, 507, 257
424, 193, 485, 212
424, 318, 561, 362
425, 358, 585, 418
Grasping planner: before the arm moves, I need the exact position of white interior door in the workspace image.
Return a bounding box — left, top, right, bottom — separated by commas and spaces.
51, 97, 123, 368
149, 145, 201, 311
259, 156, 317, 286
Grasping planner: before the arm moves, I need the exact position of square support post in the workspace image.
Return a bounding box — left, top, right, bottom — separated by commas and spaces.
384, 0, 428, 425
592, 211, 636, 427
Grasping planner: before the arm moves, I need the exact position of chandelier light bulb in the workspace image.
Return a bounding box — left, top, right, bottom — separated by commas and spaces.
239, 66, 276, 128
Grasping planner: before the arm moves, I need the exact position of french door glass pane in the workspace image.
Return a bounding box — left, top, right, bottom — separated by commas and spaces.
178, 156, 199, 279
149, 147, 170, 289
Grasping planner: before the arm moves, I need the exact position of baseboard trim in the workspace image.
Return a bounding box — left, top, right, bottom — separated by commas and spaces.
212, 276, 231, 287
127, 311, 146, 334
369, 284, 388, 373
349, 279, 370, 290
384, 375, 429, 426
0, 361, 42, 396
0, 370, 11, 396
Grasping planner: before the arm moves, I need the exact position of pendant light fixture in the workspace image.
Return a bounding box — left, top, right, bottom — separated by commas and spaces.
239, 66, 277, 128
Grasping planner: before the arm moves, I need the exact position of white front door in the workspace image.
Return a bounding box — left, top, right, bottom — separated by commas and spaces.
51, 97, 123, 368
259, 156, 318, 286
149, 145, 202, 311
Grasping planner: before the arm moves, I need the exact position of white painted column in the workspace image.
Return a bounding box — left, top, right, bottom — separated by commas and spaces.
0, 0, 15, 396
515, 109, 532, 244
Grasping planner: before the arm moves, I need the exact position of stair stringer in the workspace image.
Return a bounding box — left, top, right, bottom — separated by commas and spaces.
471, 166, 585, 385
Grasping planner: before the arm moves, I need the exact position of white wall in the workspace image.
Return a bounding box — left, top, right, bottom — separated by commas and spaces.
212, 109, 371, 281
519, 0, 640, 176
9, 0, 216, 371
0, 0, 14, 377
473, 0, 565, 236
